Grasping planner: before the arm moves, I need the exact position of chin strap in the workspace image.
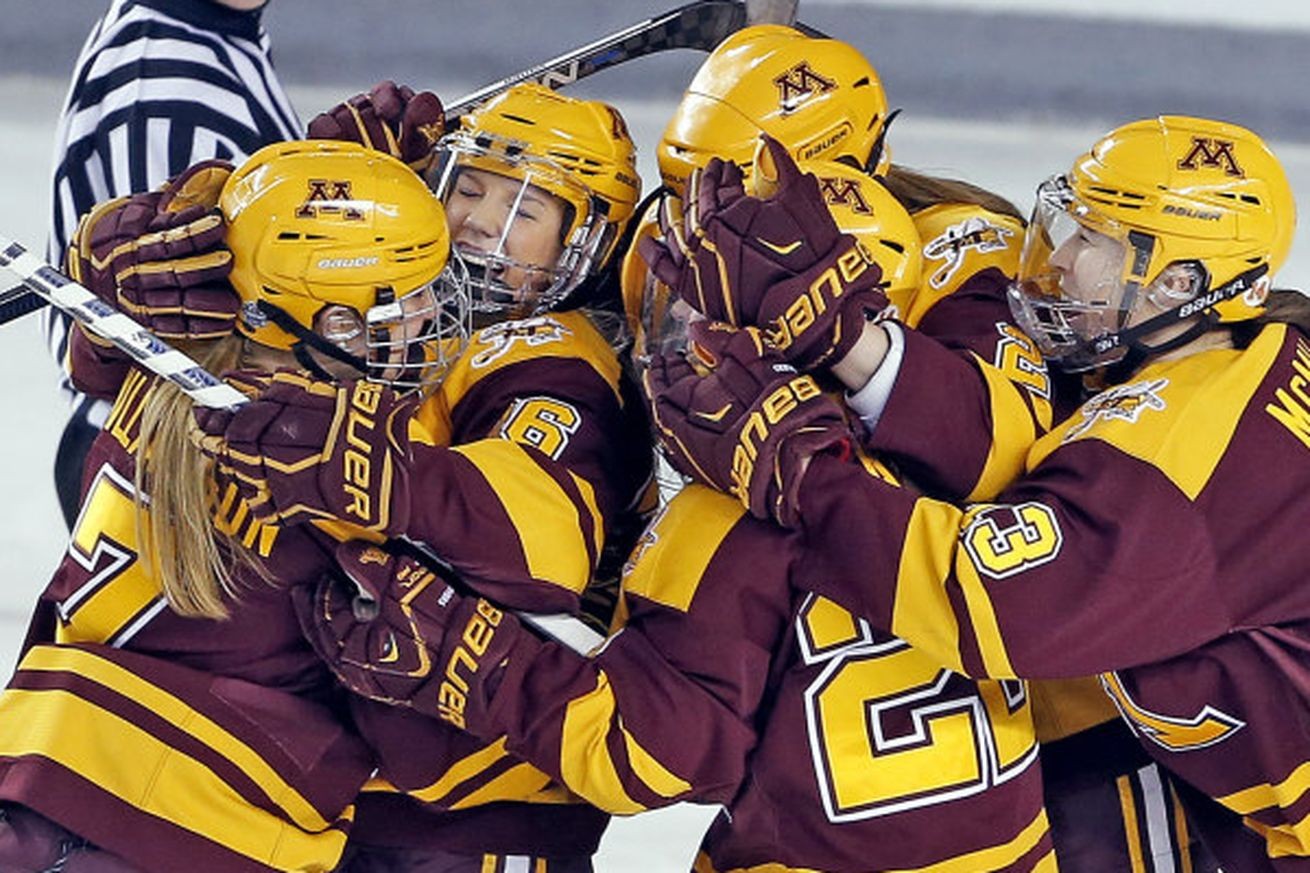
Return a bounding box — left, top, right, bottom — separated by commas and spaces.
1091, 263, 1269, 378
256, 300, 370, 381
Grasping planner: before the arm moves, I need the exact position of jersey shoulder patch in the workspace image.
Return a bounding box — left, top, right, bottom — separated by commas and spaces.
440, 312, 623, 409
912, 203, 1025, 307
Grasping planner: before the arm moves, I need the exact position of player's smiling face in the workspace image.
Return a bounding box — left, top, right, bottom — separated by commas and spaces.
443, 167, 566, 297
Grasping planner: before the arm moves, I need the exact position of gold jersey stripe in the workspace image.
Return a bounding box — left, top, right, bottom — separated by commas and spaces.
370, 736, 510, 803
12, 646, 339, 833
621, 714, 692, 801
953, 555, 1016, 679
1217, 758, 1310, 816
0, 686, 349, 871
559, 671, 645, 814
967, 354, 1040, 503
1116, 774, 1149, 873
567, 469, 604, 561
1240, 812, 1310, 858
449, 760, 558, 810
452, 440, 593, 595
1174, 785, 1195, 873
623, 485, 745, 614
891, 500, 966, 675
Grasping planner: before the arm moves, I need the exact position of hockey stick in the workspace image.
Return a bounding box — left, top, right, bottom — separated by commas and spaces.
0, 235, 605, 655
443, 0, 822, 120
1, 2, 819, 326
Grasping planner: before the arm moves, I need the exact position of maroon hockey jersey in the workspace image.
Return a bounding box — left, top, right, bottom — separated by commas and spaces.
796, 321, 1310, 868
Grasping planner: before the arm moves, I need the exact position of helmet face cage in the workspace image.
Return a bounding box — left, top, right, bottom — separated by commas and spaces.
1010, 175, 1144, 371
361, 253, 472, 394
430, 131, 616, 318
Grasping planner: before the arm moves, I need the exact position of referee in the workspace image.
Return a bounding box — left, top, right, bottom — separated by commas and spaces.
45, 0, 299, 529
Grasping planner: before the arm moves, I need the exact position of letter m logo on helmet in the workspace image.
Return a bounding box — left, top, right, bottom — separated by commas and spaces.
817, 176, 873, 215
297, 179, 364, 220
773, 61, 837, 112
1177, 137, 1245, 177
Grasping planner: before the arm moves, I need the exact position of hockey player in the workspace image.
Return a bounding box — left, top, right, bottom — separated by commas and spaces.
293, 156, 1061, 872
0, 140, 466, 872
195, 84, 654, 871
0, 86, 651, 872
645, 25, 1207, 871
646, 115, 1309, 872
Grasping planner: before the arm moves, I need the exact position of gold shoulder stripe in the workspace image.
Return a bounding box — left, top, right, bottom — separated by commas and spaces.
441, 312, 624, 409
1048, 325, 1285, 500
559, 671, 645, 814
451, 440, 593, 594
448, 760, 556, 810
891, 500, 968, 675
623, 485, 745, 614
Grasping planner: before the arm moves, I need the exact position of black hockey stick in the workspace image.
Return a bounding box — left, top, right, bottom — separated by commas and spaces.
0, 235, 605, 654
443, 0, 822, 120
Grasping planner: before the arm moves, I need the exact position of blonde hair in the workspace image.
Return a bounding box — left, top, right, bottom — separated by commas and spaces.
882, 163, 1024, 221
133, 335, 270, 619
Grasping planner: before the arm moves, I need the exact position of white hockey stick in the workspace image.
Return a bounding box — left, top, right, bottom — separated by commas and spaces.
0, 235, 604, 654
0, 236, 247, 409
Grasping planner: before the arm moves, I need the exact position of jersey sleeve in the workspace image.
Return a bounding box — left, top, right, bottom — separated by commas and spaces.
377, 486, 792, 815
795, 442, 1232, 682
868, 205, 1053, 501
403, 313, 652, 614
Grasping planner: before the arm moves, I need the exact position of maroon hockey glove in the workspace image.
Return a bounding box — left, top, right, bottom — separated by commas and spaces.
191, 371, 417, 536
294, 540, 535, 733
644, 322, 852, 527
638, 135, 887, 371
307, 80, 445, 174
65, 159, 237, 341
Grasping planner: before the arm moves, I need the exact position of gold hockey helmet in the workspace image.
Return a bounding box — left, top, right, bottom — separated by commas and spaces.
1011, 116, 1296, 371
657, 25, 891, 196
429, 83, 641, 317
220, 139, 469, 392
623, 148, 920, 363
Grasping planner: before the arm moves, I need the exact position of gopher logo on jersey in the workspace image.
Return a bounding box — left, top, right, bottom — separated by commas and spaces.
1101, 672, 1245, 752
469, 316, 572, 369
296, 179, 364, 220
774, 61, 836, 113
923, 217, 1014, 289
1065, 378, 1168, 442
1177, 137, 1244, 177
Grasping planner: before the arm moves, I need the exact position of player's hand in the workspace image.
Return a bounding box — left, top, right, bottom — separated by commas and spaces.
294, 540, 532, 733
66, 159, 238, 340
644, 321, 851, 526
638, 135, 887, 370
191, 371, 417, 536
307, 80, 445, 174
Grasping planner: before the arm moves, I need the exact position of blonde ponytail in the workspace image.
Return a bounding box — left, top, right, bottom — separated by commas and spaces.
133, 335, 265, 619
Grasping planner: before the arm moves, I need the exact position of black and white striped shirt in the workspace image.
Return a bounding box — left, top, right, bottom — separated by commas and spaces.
45, 0, 300, 413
